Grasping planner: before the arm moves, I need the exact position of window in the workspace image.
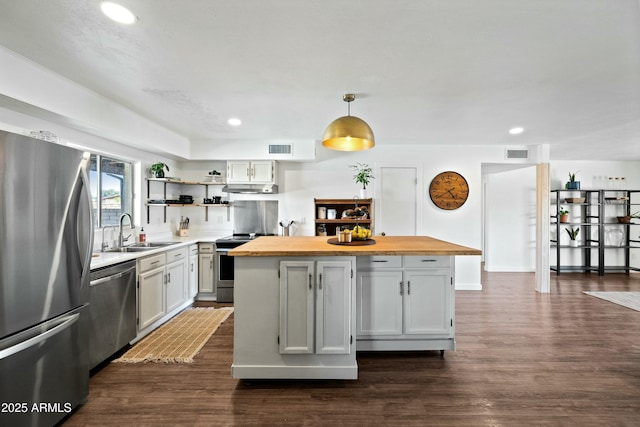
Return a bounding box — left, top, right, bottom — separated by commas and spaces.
89, 154, 133, 228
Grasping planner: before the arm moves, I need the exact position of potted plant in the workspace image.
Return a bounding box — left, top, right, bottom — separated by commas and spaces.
565, 171, 580, 190
616, 210, 640, 224
350, 163, 374, 199
150, 162, 170, 178
565, 226, 580, 247
558, 207, 569, 223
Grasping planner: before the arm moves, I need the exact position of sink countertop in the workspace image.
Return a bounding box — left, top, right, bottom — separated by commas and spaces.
229, 235, 481, 257
90, 232, 227, 270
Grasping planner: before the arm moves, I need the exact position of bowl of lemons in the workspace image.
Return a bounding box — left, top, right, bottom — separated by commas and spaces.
351, 225, 372, 240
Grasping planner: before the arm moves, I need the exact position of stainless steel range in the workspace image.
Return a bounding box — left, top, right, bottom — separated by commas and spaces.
215, 201, 278, 302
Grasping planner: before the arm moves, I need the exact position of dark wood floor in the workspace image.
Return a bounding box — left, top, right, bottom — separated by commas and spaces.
63, 271, 640, 426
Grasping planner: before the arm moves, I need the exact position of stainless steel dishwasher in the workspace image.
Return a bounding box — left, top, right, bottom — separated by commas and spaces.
89, 260, 137, 369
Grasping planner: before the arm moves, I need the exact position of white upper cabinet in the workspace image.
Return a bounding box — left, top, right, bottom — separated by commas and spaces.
227, 160, 277, 184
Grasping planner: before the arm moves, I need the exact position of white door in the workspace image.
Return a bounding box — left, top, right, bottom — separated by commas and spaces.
356, 270, 403, 337
315, 261, 352, 354
403, 269, 452, 336
279, 261, 315, 354
376, 164, 420, 236
166, 259, 186, 312
198, 253, 214, 293
227, 161, 251, 183
251, 161, 274, 183
189, 253, 198, 298
138, 266, 165, 330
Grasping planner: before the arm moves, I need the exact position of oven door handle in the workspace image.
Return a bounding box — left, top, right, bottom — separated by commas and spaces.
216, 248, 232, 253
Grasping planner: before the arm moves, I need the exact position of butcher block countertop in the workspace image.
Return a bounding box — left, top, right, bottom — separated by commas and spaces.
229, 235, 481, 257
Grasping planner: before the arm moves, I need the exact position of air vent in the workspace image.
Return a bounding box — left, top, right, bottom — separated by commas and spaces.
268, 144, 292, 154
505, 149, 529, 160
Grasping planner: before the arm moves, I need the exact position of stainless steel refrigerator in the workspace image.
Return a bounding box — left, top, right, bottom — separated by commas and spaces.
0, 130, 93, 426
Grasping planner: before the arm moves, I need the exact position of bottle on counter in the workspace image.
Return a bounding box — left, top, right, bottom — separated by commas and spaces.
139, 227, 146, 243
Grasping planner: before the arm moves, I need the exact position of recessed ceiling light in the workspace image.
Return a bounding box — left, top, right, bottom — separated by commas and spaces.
509, 127, 524, 135
228, 118, 242, 126
100, 2, 136, 24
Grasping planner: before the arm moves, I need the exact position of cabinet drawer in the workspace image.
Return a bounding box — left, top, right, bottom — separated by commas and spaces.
357, 256, 402, 269
167, 247, 187, 263
189, 244, 199, 256
199, 243, 215, 253
404, 256, 451, 268
138, 253, 166, 272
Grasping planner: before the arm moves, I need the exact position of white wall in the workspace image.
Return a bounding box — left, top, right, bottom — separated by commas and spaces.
483, 166, 537, 272
483, 160, 640, 273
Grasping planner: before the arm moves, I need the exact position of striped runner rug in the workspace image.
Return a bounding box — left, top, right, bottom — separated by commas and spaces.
113, 307, 233, 364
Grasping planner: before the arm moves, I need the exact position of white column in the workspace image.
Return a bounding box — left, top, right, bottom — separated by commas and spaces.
534, 144, 551, 293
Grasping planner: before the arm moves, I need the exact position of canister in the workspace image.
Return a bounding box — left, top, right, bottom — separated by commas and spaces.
327, 209, 337, 219
317, 206, 327, 219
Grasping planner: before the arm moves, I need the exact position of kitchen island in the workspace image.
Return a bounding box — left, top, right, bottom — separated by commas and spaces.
230, 236, 481, 380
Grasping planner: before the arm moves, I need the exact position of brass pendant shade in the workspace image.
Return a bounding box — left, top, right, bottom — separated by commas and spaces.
322, 94, 375, 151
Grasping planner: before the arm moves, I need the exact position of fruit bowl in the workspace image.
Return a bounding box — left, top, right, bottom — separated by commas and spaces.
350, 225, 372, 240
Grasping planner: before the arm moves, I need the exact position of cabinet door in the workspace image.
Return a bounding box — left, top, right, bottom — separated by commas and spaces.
188, 253, 198, 299
198, 253, 215, 293
316, 261, 352, 354
279, 261, 314, 354
227, 161, 251, 183
138, 266, 165, 330
356, 270, 403, 337
404, 269, 452, 336
166, 259, 186, 312
250, 161, 275, 183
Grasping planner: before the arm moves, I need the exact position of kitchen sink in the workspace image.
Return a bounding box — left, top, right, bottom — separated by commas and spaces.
130, 242, 176, 248
104, 246, 155, 253
104, 242, 176, 253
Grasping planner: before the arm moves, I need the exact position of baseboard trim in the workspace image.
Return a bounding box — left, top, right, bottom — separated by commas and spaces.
231, 364, 358, 380
455, 283, 482, 291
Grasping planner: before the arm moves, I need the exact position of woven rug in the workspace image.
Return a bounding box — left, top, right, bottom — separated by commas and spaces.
113, 307, 233, 364
583, 291, 640, 312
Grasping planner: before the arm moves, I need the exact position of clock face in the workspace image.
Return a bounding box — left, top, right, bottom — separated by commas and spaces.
429, 171, 469, 210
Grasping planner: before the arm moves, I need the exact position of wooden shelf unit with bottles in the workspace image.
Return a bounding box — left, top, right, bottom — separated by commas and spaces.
314, 198, 373, 236
551, 189, 640, 275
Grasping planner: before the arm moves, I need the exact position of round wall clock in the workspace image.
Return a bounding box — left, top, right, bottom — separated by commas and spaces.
429, 171, 469, 210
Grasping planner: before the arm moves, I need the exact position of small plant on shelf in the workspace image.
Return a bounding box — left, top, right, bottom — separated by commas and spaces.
558, 207, 569, 223
150, 162, 170, 178
616, 210, 640, 224
565, 226, 580, 246
565, 171, 580, 190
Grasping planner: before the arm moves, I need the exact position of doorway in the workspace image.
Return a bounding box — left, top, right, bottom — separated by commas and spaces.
374, 163, 422, 236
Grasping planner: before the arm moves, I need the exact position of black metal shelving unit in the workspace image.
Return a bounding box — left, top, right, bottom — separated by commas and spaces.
551, 189, 640, 275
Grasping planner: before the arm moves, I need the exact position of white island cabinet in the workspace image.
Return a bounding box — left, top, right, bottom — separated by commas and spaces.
230, 236, 480, 380
233, 256, 357, 380
356, 255, 454, 352
279, 260, 352, 355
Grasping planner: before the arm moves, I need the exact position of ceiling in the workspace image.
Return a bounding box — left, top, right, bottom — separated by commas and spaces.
1, 0, 640, 160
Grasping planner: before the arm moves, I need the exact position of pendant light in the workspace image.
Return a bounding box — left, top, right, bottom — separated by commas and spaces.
322, 94, 375, 151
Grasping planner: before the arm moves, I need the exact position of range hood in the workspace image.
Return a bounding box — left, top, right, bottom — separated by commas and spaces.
222, 184, 278, 194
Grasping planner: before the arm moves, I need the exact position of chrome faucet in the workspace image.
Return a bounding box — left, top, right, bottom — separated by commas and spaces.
118, 213, 134, 248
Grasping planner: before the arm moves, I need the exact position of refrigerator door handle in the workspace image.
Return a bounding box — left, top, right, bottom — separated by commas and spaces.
0, 312, 79, 360
77, 154, 94, 282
